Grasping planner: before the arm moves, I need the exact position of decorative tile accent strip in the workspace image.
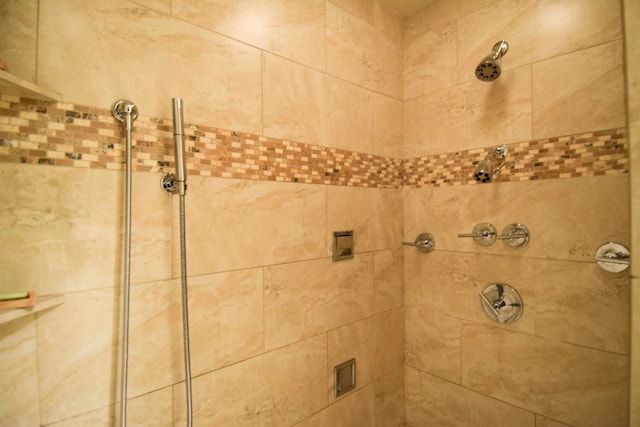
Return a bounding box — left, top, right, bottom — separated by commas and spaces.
0, 95, 403, 188
0, 95, 629, 188
403, 128, 628, 187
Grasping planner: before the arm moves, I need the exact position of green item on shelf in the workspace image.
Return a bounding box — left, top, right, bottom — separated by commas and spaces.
0, 291, 29, 301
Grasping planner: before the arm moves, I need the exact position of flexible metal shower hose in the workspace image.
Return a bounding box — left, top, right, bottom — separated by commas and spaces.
179, 193, 194, 427
120, 112, 133, 427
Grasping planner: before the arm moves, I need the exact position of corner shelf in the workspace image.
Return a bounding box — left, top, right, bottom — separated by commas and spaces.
0, 294, 65, 325
0, 69, 62, 102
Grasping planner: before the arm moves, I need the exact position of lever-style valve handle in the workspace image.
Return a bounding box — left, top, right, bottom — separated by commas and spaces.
402, 232, 435, 253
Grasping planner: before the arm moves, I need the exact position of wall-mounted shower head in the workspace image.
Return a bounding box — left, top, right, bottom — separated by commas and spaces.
475, 40, 509, 82
473, 158, 495, 183
473, 145, 509, 183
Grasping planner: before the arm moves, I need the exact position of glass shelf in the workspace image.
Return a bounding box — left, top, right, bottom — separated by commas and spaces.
0, 294, 65, 325
0, 69, 62, 102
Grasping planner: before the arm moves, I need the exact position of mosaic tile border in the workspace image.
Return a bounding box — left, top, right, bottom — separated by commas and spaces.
404, 128, 629, 188
0, 95, 629, 189
0, 95, 403, 188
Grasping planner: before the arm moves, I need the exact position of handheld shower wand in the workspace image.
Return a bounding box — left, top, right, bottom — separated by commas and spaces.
172, 98, 187, 196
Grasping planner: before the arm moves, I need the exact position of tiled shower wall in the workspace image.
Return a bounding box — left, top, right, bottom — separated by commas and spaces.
0, 1, 632, 427
402, 0, 630, 426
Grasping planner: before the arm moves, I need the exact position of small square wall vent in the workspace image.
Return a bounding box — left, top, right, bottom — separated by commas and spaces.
334, 358, 356, 397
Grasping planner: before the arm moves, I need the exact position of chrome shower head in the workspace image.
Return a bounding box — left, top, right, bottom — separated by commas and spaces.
473, 158, 494, 183
473, 145, 509, 183
475, 40, 508, 82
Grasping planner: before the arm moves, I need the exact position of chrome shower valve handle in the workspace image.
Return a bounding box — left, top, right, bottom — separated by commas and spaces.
402, 232, 435, 253
458, 223, 497, 246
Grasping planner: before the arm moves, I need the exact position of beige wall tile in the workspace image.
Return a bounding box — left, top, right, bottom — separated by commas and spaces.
37, 288, 118, 425
38, 0, 263, 132
404, 0, 492, 44
47, 405, 113, 427
534, 259, 630, 354
373, 308, 404, 377
404, 250, 536, 334
46, 386, 173, 427
373, 1, 403, 42
327, 186, 403, 255
405, 366, 535, 427
0, 317, 39, 427
624, 2, 640, 423
375, 369, 405, 427
175, 336, 327, 426
134, 0, 171, 15
328, 317, 375, 401
457, 0, 622, 84
330, 0, 374, 24
461, 322, 629, 426
263, 53, 374, 153
127, 387, 173, 427
404, 176, 629, 262
188, 269, 264, 376
185, 176, 326, 275
532, 40, 626, 139
264, 254, 374, 350
373, 248, 404, 313
535, 415, 572, 427
373, 93, 403, 158
173, 0, 325, 70
295, 384, 376, 427
128, 271, 262, 398
326, 2, 402, 98
404, 22, 457, 100
0, 0, 37, 81
0, 165, 171, 294
127, 280, 183, 398
405, 307, 461, 383
403, 66, 532, 158
631, 278, 640, 425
